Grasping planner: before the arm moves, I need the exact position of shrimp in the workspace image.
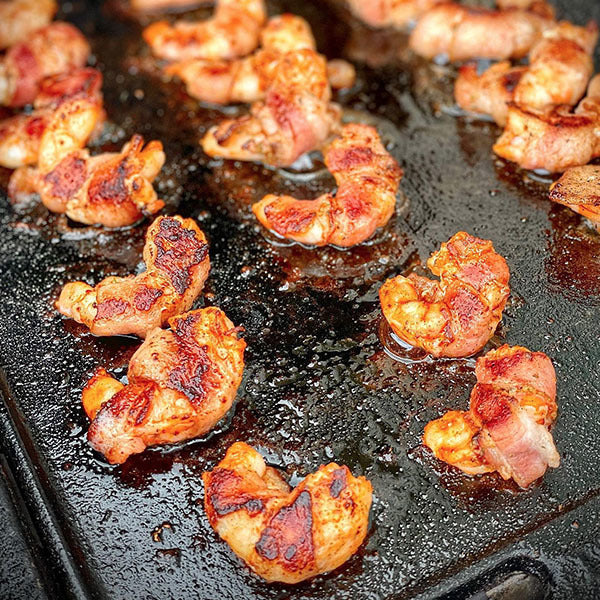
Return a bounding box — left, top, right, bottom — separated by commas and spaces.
83, 307, 245, 464
424, 345, 559, 488
0, 0, 56, 50
143, 0, 266, 61
56, 215, 210, 337
0, 67, 103, 169
379, 232, 510, 358
512, 21, 598, 111
548, 165, 600, 231
9, 135, 165, 227
409, 2, 553, 62
201, 49, 342, 167
347, 0, 445, 29
203, 442, 372, 584
253, 124, 403, 247
165, 14, 316, 105
0, 22, 90, 108
166, 15, 356, 105
493, 75, 600, 172
455, 21, 597, 126
455, 62, 527, 126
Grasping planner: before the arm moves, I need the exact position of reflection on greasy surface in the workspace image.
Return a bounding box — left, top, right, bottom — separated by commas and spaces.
1, 0, 600, 598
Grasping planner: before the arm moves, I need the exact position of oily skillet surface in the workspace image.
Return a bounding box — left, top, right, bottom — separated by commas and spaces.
1, 0, 600, 598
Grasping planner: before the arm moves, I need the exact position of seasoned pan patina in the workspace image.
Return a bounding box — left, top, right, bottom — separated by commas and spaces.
1, 0, 600, 598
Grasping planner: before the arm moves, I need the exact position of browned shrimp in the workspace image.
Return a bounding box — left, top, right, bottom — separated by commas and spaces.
143, 0, 266, 61
201, 49, 341, 167
455, 21, 597, 125
166, 15, 355, 105
347, 0, 445, 29
165, 14, 316, 105
409, 2, 553, 62
455, 61, 527, 126
379, 232, 510, 358
0, 22, 90, 107
512, 21, 598, 111
10, 135, 165, 227
83, 307, 245, 464
493, 75, 600, 172
424, 345, 559, 488
253, 124, 402, 247
0, 0, 56, 50
203, 442, 372, 583
0, 68, 103, 169
548, 165, 600, 231
56, 216, 210, 337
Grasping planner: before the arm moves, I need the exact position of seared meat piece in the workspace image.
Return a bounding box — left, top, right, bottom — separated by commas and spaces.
424, 345, 559, 488
83, 307, 245, 464
57, 215, 210, 337
143, 0, 266, 61
0, 22, 90, 107
203, 442, 372, 583
380, 232, 510, 358
201, 49, 341, 167
253, 124, 402, 247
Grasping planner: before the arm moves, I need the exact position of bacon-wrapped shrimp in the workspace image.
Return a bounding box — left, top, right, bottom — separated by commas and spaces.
253, 124, 402, 247
548, 165, 600, 231
166, 15, 356, 105
0, 22, 90, 108
347, 0, 444, 29
56, 216, 209, 337
409, 2, 553, 62
424, 345, 560, 488
455, 21, 597, 126
203, 442, 372, 583
513, 21, 598, 111
201, 49, 341, 167
143, 0, 266, 61
493, 75, 600, 173
455, 62, 526, 126
82, 307, 245, 464
0, 0, 56, 50
379, 232, 510, 358
10, 135, 165, 227
0, 68, 103, 169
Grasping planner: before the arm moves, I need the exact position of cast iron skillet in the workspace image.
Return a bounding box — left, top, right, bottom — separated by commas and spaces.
1, 0, 600, 598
